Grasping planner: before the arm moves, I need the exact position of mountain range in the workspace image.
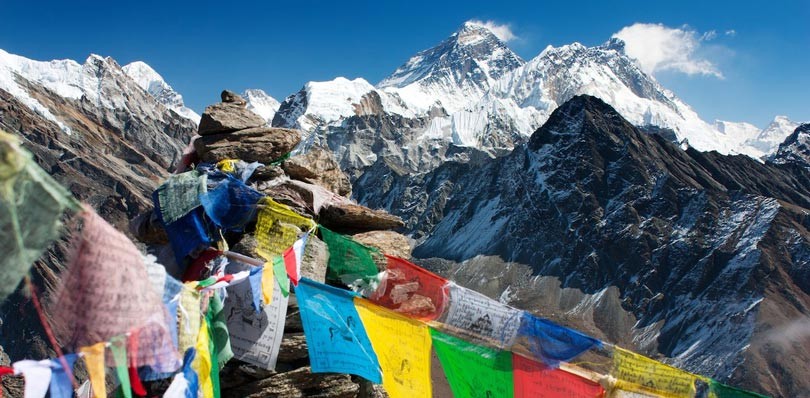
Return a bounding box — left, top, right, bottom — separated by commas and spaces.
0, 21, 808, 397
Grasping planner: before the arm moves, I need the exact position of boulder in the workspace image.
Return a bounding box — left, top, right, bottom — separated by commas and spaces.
221, 90, 247, 106
259, 179, 342, 218
352, 230, 412, 259
198, 103, 266, 135
282, 147, 352, 197
249, 165, 285, 182
319, 202, 405, 233
277, 332, 308, 363
195, 127, 301, 164
222, 367, 359, 398
231, 234, 259, 258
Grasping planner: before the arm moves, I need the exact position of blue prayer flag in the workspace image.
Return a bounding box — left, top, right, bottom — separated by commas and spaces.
516, 312, 602, 367
199, 175, 263, 233
296, 278, 382, 383
248, 266, 264, 313
49, 354, 78, 398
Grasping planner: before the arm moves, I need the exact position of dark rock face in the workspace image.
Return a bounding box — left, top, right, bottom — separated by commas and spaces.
770, 123, 810, 168
357, 95, 810, 397
198, 102, 266, 135
195, 127, 300, 163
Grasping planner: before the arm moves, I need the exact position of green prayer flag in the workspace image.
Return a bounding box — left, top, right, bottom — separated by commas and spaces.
430, 329, 514, 398
709, 379, 770, 398
319, 226, 381, 292
272, 255, 290, 297
0, 130, 78, 301
208, 291, 234, 370
110, 336, 132, 398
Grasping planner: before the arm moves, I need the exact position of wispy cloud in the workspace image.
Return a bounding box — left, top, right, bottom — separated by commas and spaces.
613, 23, 725, 78
466, 19, 517, 43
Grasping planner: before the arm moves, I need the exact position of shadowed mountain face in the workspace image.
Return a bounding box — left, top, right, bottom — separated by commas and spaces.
357, 95, 810, 397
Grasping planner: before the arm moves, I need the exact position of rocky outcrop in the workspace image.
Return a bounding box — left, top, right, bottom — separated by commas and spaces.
283, 147, 352, 197
195, 127, 300, 163
198, 93, 266, 135
770, 123, 810, 168
320, 202, 405, 233
352, 230, 412, 259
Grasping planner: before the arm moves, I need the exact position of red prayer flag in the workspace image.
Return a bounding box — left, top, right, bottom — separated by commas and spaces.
513, 353, 605, 398
369, 255, 448, 320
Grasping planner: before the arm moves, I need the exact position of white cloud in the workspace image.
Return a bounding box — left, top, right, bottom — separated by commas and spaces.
725, 29, 737, 37
466, 19, 517, 42
613, 23, 723, 78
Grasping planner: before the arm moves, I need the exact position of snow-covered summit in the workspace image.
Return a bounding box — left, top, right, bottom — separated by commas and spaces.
243, 89, 280, 123
122, 61, 200, 122
378, 22, 524, 114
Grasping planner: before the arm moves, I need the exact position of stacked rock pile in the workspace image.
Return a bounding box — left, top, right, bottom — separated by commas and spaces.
132, 90, 413, 398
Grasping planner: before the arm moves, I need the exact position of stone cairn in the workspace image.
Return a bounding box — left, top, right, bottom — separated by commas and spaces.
133, 90, 411, 397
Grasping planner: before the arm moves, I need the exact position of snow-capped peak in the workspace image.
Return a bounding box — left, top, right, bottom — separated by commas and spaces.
122, 61, 200, 122
243, 89, 280, 124
377, 22, 524, 114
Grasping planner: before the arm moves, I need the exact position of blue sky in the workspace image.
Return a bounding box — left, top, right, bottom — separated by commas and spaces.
0, 0, 807, 127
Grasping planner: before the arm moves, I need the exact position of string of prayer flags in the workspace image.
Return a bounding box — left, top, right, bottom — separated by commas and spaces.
320, 226, 381, 293
282, 234, 308, 286
12, 359, 52, 398
255, 198, 316, 260
199, 174, 263, 233
50, 205, 177, 370
430, 329, 514, 398
512, 354, 605, 398
441, 282, 522, 348
155, 170, 207, 225
708, 380, 769, 398
295, 278, 382, 383
110, 336, 132, 398
49, 354, 78, 398
514, 312, 602, 367
80, 342, 107, 398
370, 255, 448, 320
223, 260, 289, 370
355, 298, 432, 398
0, 130, 79, 301
612, 346, 697, 398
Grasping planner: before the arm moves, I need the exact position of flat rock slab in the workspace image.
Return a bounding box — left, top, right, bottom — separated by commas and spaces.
198, 102, 266, 135
352, 230, 412, 259
283, 147, 352, 197
195, 127, 301, 164
319, 201, 405, 233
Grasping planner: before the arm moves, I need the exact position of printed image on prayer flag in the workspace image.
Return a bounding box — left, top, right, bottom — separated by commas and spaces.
441, 283, 521, 347
513, 312, 602, 367
255, 198, 315, 259
355, 298, 432, 398
370, 255, 448, 320
154, 170, 207, 225
512, 353, 605, 398
0, 130, 77, 301
50, 206, 177, 369
296, 278, 381, 383
223, 260, 288, 370
431, 329, 514, 398
612, 346, 698, 398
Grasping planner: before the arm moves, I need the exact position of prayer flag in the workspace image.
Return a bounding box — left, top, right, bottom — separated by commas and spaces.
708, 379, 769, 398
154, 170, 207, 224
355, 298, 432, 398
261, 264, 274, 305
49, 354, 78, 398
199, 174, 263, 233
255, 198, 315, 260
80, 342, 107, 398
370, 255, 448, 320
431, 329, 514, 398
248, 266, 263, 313
442, 282, 522, 347
320, 226, 381, 293
514, 312, 602, 367
12, 359, 52, 398
512, 353, 605, 398
183, 349, 199, 398
193, 319, 214, 398
283, 234, 308, 286
178, 283, 202, 355
0, 130, 78, 301
296, 278, 381, 383
612, 347, 697, 398
110, 336, 132, 398
272, 255, 290, 297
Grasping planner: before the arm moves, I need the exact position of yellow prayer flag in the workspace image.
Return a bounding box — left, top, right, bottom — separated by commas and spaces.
215, 159, 237, 173
255, 198, 315, 261
354, 298, 432, 398
193, 319, 214, 398
80, 342, 107, 398
179, 283, 202, 355
261, 263, 274, 305
612, 346, 697, 398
